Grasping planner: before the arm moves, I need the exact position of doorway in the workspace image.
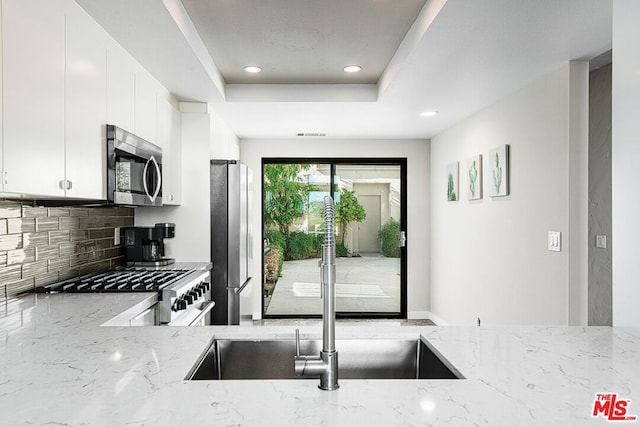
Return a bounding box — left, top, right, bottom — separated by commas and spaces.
262, 158, 407, 318
357, 195, 381, 253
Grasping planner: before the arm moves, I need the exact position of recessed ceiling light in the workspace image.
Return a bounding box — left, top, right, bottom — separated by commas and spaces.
243, 65, 262, 73
343, 65, 362, 73
419, 111, 438, 117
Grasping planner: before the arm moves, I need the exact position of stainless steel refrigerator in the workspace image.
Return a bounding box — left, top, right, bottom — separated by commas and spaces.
210, 160, 253, 325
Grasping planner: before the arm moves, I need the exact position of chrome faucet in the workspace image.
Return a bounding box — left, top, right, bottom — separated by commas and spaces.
294, 196, 339, 390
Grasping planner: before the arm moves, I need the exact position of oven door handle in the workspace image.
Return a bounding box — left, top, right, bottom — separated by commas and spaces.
143, 155, 162, 203
188, 301, 216, 326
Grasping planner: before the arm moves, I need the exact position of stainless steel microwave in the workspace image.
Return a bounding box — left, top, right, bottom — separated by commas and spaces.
107, 125, 163, 206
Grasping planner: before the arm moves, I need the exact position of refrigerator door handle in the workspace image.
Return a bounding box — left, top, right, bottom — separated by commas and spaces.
231, 277, 252, 295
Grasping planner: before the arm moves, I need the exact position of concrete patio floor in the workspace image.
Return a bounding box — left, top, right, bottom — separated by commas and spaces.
265, 253, 401, 316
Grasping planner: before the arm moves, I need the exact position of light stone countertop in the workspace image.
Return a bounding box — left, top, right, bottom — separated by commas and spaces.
0, 292, 638, 426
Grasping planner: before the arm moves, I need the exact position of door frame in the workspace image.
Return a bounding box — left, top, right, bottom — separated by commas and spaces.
261, 157, 408, 319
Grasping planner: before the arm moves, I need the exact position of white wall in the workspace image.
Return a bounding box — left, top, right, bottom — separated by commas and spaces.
136, 103, 239, 262
240, 138, 430, 320
612, 1, 640, 328
430, 63, 589, 326
210, 109, 240, 160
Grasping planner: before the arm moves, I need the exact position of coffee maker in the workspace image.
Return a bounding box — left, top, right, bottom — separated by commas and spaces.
123, 223, 175, 266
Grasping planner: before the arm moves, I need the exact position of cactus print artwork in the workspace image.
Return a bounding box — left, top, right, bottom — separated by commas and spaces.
489, 145, 509, 197
467, 154, 482, 200
446, 162, 459, 201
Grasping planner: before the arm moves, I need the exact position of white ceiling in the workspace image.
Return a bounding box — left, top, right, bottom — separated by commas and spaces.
181, 0, 427, 85
76, 0, 612, 140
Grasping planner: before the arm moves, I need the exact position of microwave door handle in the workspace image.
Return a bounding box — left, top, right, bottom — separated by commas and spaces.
143, 156, 162, 203
143, 158, 152, 202
150, 156, 161, 202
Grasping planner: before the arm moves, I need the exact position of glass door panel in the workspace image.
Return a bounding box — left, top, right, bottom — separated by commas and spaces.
263, 160, 405, 318
333, 164, 402, 315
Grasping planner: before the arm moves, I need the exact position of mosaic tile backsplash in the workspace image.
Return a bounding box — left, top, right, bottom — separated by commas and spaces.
0, 201, 133, 300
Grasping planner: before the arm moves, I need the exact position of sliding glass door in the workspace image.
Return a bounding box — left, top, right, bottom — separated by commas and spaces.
262, 158, 406, 318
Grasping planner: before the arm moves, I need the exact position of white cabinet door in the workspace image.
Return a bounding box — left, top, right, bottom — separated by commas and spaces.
168, 103, 182, 205
2, 0, 66, 196
106, 42, 135, 132
0, 4, 4, 192
64, 1, 107, 199
157, 98, 182, 205
134, 67, 158, 144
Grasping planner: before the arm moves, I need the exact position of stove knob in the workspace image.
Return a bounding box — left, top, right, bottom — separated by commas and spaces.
174, 299, 187, 311
194, 287, 203, 298
198, 283, 209, 294
184, 294, 194, 305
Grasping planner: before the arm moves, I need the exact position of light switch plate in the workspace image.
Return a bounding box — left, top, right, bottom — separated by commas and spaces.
548, 231, 561, 252
596, 234, 607, 249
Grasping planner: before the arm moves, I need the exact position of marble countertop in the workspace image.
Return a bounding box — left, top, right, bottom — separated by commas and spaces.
0, 292, 638, 426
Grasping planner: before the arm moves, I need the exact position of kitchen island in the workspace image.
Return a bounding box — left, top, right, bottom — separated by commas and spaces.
0, 292, 638, 426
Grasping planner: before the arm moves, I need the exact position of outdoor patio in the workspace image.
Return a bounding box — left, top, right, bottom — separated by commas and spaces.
265, 252, 401, 315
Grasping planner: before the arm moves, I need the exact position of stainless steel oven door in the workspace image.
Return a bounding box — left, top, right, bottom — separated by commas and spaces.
167, 301, 215, 326
103, 299, 215, 327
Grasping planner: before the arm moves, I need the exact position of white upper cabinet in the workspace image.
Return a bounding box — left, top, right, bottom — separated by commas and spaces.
65, 1, 107, 199
157, 97, 182, 205
106, 42, 135, 132
1, 0, 178, 201
2, 0, 66, 196
134, 67, 159, 144
0, 4, 4, 192
168, 102, 183, 205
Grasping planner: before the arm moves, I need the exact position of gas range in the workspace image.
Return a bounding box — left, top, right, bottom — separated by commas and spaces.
41, 268, 194, 293
38, 264, 213, 325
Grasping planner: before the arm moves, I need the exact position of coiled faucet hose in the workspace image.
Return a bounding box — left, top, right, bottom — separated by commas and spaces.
323, 196, 335, 247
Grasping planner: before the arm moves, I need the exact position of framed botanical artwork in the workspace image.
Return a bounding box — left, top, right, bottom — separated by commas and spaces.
466, 154, 482, 200
489, 145, 509, 197
446, 162, 459, 201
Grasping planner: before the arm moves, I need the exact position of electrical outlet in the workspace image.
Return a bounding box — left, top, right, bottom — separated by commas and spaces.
596, 235, 607, 249
114, 227, 120, 245
548, 231, 561, 252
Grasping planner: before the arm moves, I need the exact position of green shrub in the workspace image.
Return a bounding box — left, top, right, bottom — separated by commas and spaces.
285, 231, 317, 260
264, 229, 286, 251
312, 233, 324, 257
378, 218, 401, 258
336, 243, 348, 257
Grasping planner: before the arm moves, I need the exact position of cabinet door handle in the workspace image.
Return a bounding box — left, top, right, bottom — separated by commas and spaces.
3, 171, 7, 185
58, 180, 73, 190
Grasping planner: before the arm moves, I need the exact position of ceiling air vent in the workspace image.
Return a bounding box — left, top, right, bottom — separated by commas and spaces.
296, 133, 327, 137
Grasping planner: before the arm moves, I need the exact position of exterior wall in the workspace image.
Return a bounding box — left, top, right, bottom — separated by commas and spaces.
351, 183, 390, 254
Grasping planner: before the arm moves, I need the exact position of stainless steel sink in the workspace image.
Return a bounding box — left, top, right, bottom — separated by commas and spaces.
186, 338, 464, 380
